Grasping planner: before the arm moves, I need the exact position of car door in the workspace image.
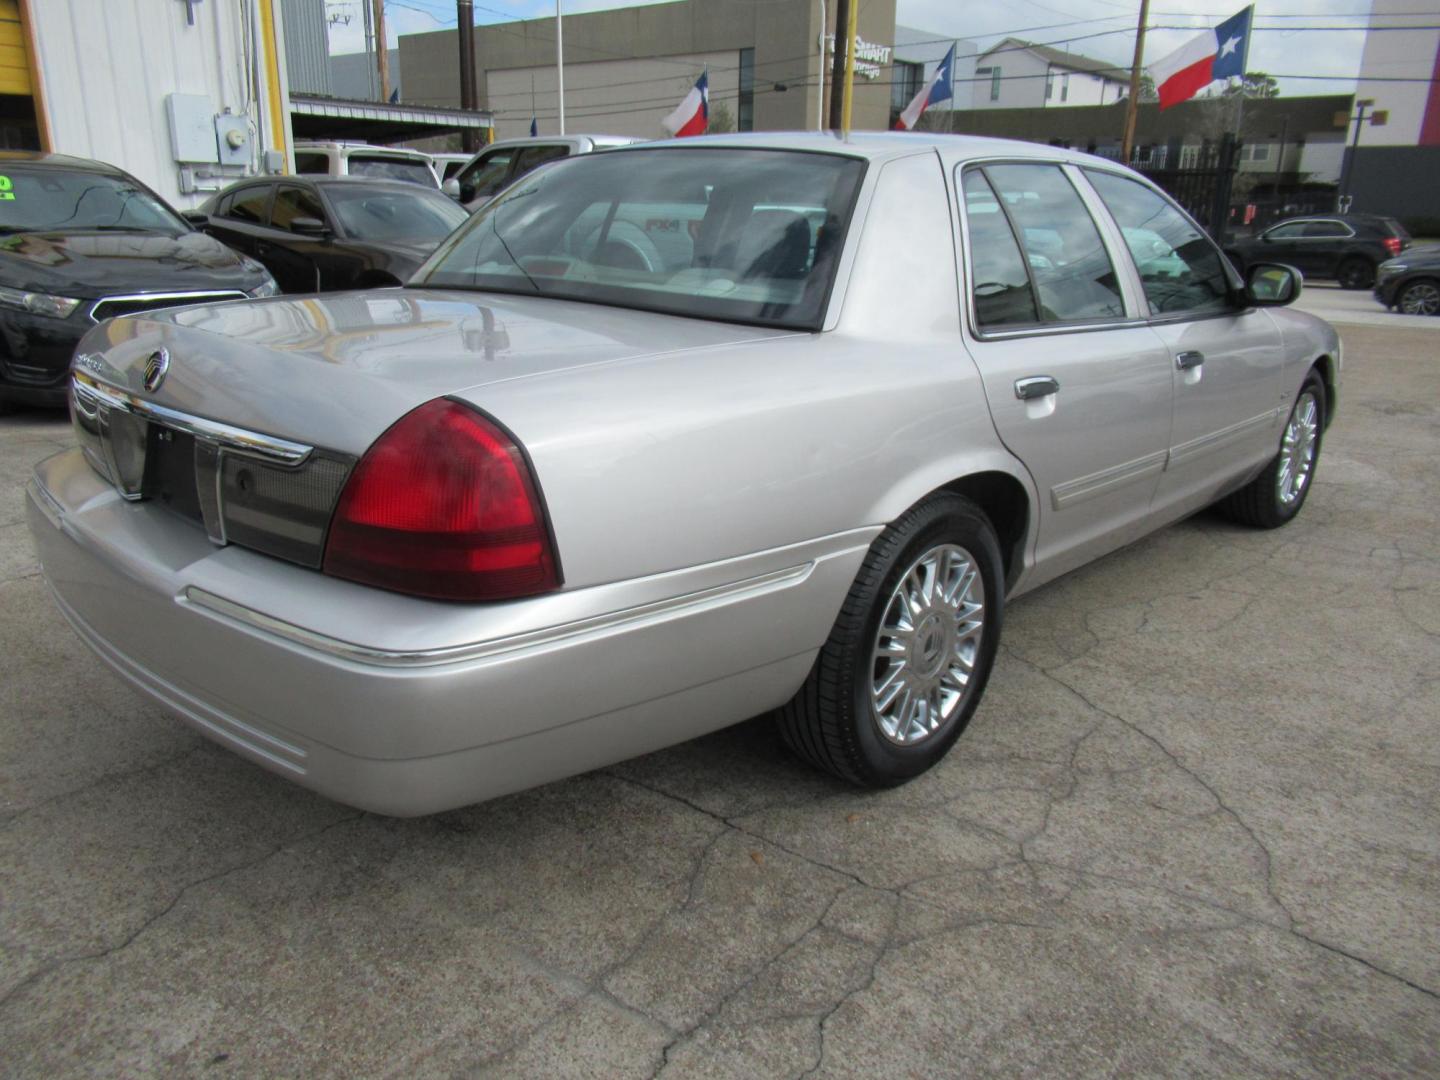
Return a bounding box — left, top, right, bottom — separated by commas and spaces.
1300, 219, 1353, 278
205, 183, 273, 260
455, 146, 520, 210
1083, 169, 1287, 520
1253, 220, 1307, 269
957, 162, 1175, 587
263, 184, 336, 294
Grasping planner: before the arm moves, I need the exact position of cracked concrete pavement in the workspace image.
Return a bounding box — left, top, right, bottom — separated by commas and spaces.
2, 322, 1437, 1076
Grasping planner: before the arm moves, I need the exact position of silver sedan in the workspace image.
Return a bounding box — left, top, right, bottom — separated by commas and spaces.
27, 134, 1339, 816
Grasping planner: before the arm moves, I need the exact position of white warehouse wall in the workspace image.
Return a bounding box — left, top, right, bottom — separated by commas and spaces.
29, 0, 287, 208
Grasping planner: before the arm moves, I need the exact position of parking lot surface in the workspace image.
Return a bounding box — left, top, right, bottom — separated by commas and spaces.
2, 323, 1437, 1077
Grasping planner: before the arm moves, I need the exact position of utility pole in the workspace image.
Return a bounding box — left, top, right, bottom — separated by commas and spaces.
1121, 0, 1151, 164
372, 0, 390, 102
826, 0, 850, 130
458, 0, 480, 151
839, 0, 858, 136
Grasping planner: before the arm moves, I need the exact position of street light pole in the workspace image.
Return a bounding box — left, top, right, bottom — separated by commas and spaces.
1339, 99, 1374, 207
556, 0, 566, 135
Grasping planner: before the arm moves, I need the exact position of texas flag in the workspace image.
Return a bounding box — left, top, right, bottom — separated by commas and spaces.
1148, 5, 1253, 110
894, 44, 956, 131
663, 71, 709, 137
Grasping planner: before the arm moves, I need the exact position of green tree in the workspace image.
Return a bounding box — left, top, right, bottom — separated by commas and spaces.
707, 101, 737, 134
1222, 71, 1280, 99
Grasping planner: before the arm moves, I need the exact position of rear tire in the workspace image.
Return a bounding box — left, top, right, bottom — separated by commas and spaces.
1337, 257, 1374, 290
1217, 371, 1326, 529
1397, 278, 1440, 316
778, 494, 1004, 787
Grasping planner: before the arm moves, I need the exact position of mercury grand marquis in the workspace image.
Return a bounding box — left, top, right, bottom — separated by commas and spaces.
26, 134, 1339, 816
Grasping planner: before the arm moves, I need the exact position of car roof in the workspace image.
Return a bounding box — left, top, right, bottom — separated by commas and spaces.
607, 131, 1127, 169
483, 134, 646, 151
0, 150, 127, 174
208, 175, 441, 197
294, 142, 433, 159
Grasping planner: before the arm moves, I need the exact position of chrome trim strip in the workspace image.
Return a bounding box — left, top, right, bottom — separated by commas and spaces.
1167, 410, 1282, 469
87, 290, 247, 323
72, 371, 313, 465
181, 563, 816, 669
1051, 449, 1167, 510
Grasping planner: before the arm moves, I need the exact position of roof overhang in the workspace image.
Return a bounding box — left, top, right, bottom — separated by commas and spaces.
288, 96, 493, 144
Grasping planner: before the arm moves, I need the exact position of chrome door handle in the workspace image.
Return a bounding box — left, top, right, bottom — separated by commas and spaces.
1175, 351, 1205, 370
1014, 376, 1059, 400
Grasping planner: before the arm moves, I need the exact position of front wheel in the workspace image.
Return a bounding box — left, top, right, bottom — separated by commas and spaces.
1217, 371, 1326, 528
778, 495, 1004, 787
1397, 278, 1440, 316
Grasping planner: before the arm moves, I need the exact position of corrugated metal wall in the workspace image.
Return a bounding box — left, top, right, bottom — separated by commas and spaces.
281, 0, 330, 96
28, 0, 274, 207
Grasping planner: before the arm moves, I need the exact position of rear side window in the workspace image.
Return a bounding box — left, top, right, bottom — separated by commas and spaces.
1303, 221, 1350, 238
1085, 170, 1234, 317
294, 152, 329, 175
512, 145, 571, 180
961, 170, 1038, 328
226, 186, 271, 224
1265, 222, 1307, 239
349, 154, 435, 186
977, 163, 1124, 323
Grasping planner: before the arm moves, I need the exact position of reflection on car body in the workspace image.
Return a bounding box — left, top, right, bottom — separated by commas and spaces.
27, 134, 1340, 816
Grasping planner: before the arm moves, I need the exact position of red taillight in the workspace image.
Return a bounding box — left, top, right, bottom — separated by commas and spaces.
1384, 236, 1402, 257
323, 398, 560, 601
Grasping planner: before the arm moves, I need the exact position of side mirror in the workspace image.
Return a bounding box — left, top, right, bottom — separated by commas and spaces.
290, 216, 330, 238
442, 177, 461, 199
181, 209, 209, 228
1245, 262, 1301, 307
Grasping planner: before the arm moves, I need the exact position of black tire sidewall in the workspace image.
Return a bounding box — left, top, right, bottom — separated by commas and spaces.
1267, 372, 1327, 525
1338, 257, 1374, 290
844, 498, 1005, 785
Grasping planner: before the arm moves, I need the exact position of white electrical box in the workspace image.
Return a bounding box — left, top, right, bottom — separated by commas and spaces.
166, 93, 219, 163
215, 114, 250, 166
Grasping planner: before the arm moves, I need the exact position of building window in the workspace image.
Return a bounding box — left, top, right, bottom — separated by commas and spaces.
1179, 145, 1200, 169
1045, 71, 1055, 101
1061, 73, 1070, 103
890, 60, 923, 124
738, 48, 754, 132
1241, 143, 1271, 163
976, 66, 1001, 102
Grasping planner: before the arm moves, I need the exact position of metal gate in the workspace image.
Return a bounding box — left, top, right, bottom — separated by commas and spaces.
1134, 133, 1241, 239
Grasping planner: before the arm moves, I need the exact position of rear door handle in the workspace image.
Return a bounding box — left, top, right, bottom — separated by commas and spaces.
1175, 350, 1205, 370
1014, 376, 1059, 400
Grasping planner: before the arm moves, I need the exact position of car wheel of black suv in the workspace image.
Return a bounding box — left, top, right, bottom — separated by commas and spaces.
778, 494, 1004, 788
1337, 257, 1375, 290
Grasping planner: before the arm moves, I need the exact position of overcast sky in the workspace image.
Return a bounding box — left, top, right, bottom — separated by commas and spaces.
325, 0, 1377, 96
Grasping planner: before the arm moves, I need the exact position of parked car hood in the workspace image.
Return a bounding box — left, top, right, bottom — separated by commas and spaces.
0, 229, 266, 298
74, 288, 800, 457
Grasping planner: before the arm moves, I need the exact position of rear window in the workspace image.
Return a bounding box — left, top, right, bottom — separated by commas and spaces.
348, 154, 436, 186
416, 148, 866, 331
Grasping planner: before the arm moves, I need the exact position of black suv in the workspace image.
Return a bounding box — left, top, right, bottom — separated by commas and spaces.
1224, 214, 1411, 290
0, 152, 276, 411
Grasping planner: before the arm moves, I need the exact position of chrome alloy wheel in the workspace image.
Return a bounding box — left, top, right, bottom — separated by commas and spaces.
1399, 281, 1440, 316
1277, 390, 1319, 507
870, 543, 986, 746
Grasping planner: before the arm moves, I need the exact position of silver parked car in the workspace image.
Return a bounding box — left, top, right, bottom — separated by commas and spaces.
28, 134, 1338, 816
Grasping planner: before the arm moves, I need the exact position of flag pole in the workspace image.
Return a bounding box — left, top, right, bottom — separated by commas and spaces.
1121, 0, 1151, 164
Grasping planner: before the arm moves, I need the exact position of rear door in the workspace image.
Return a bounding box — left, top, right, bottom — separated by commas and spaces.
957, 162, 1175, 585
1083, 169, 1286, 519
1297, 219, 1353, 277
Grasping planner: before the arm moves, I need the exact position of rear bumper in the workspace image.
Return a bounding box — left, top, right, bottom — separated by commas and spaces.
28, 449, 871, 815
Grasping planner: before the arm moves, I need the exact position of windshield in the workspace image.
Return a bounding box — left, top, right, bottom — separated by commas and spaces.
0, 165, 187, 234
324, 186, 469, 243
348, 154, 436, 187
415, 148, 866, 331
